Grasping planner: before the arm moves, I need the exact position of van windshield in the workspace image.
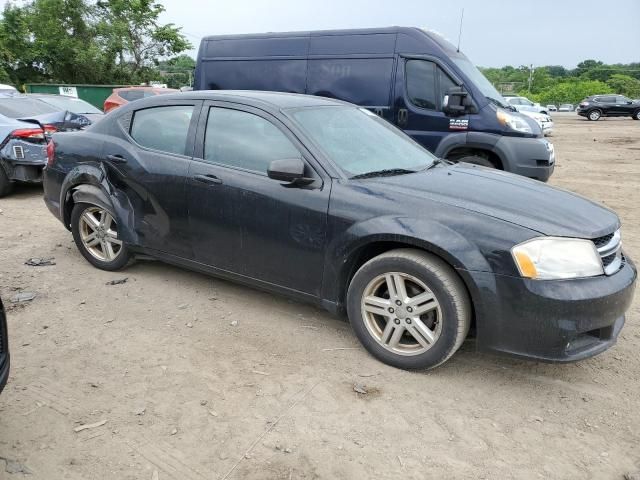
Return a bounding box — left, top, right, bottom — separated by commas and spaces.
289, 106, 436, 177
452, 56, 508, 108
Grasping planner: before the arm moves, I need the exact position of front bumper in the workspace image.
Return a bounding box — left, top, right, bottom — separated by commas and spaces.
494, 135, 555, 182
469, 255, 637, 362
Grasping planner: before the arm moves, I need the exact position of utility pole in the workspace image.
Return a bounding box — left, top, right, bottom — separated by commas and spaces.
528, 64, 534, 92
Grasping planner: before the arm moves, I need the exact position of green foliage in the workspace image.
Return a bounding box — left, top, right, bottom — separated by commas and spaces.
606, 74, 640, 99
481, 60, 640, 104
0, 0, 192, 88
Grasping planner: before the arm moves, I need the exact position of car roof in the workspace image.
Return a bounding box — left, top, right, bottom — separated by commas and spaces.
126, 90, 351, 110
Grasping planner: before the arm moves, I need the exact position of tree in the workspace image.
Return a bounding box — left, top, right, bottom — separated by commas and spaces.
96, 0, 191, 79
607, 74, 640, 98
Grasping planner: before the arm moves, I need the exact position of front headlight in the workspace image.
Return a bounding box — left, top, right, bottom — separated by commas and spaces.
497, 109, 533, 133
511, 237, 603, 280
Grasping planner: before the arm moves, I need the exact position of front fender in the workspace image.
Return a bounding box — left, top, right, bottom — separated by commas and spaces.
322, 212, 535, 315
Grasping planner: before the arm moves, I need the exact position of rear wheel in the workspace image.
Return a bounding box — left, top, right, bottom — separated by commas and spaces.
0, 168, 12, 198
588, 109, 602, 121
71, 202, 131, 271
347, 249, 471, 370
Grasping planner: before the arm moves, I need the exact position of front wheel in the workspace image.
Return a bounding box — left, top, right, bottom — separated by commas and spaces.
347, 249, 471, 370
633, 110, 640, 120
588, 109, 602, 121
456, 156, 495, 169
71, 202, 131, 271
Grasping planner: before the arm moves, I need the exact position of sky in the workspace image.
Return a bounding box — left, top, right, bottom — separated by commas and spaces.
155, 0, 640, 67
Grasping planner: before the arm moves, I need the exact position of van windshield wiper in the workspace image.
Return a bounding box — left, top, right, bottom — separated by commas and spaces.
486, 96, 511, 109
351, 168, 417, 179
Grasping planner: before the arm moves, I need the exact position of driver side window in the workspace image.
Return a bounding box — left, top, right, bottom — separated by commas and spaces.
203, 107, 300, 174
406, 60, 458, 111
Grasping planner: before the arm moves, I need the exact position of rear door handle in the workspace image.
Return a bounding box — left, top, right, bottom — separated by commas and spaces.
106, 154, 127, 164
193, 174, 223, 185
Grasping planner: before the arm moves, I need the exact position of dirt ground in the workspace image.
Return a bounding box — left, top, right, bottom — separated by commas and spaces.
0, 113, 639, 480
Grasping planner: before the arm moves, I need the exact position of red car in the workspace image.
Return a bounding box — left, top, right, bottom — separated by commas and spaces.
104, 87, 178, 113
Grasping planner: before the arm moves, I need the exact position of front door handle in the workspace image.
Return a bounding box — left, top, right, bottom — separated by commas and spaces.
193, 174, 223, 185
106, 154, 127, 164
397, 108, 408, 127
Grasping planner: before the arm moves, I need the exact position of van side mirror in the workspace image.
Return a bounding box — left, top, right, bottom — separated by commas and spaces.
268, 158, 313, 185
443, 86, 472, 116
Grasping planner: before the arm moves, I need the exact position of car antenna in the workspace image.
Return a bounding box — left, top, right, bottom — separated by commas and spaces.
456, 8, 464, 53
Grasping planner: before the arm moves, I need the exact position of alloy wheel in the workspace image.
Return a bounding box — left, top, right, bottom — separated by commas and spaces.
361, 272, 442, 356
79, 207, 123, 262
589, 110, 601, 121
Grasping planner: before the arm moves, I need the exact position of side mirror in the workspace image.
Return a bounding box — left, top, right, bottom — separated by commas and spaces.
268, 158, 306, 183
443, 86, 471, 116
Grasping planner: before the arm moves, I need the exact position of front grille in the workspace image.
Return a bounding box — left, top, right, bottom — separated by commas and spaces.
592, 233, 614, 249
591, 230, 623, 275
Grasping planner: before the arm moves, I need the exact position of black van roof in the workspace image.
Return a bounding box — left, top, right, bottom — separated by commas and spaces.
201, 26, 424, 41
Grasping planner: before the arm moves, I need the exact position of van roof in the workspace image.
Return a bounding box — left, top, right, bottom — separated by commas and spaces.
201, 26, 421, 41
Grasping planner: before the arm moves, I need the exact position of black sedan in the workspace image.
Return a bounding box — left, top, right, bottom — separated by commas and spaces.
43, 91, 637, 369
0, 296, 8, 393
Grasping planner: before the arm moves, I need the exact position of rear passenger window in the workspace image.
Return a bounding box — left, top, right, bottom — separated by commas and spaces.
204, 108, 300, 173
130, 105, 194, 155
406, 60, 437, 110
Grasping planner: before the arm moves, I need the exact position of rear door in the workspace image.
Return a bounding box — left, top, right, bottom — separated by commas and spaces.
187, 102, 330, 296
393, 57, 461, 152
101, 100, 201, 258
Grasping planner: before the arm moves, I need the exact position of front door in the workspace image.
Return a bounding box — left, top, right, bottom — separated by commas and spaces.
187, 102, 330, 296
101, 101, 201, 258
393, 57, 465, 153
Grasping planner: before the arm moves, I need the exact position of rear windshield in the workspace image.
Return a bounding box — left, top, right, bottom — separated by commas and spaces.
37, 96, 102, 114
0, 97, 59, 118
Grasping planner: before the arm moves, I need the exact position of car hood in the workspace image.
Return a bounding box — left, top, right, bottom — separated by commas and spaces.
362, 163, 619, 239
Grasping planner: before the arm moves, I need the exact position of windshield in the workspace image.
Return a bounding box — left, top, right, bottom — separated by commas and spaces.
452, 56, 507, 107
0, 97, 59, 118
37, 96, 102, 114
289, 106, 436, 177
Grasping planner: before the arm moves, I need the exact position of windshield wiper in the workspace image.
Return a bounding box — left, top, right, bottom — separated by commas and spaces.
351, 168, 417, 179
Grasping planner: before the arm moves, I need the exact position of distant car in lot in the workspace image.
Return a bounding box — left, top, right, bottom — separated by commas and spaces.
44, 91, 636, 370
505, 96, 549, 114
29, 94, 104, 124
577, 95, 640, 121
104, 87, 178, 113
0, 94, 92, 196
0, 84, 17, 94
519, 110, 553, 136
558, 104, 574, 112
546, 104, 557, 112
0, 296, 8, 394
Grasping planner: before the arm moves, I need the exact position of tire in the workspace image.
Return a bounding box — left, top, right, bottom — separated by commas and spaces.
71, 202, 131, 271
0, 166, 12, 198
347, 248, 471, 370
588, 109, 602, 121
456, 155, 495, 169
632, 110, 640, 120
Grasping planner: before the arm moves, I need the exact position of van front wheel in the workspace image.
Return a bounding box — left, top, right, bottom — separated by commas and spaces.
456, 156, 495, 168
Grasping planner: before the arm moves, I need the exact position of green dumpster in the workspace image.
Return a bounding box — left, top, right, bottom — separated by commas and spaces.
25, 84, 130, 111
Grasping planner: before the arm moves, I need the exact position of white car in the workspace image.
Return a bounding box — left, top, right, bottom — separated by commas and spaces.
519, 110, 554, 136
505, 96, 549, 114
547, 104, 557, 112
558, 104, 574, 112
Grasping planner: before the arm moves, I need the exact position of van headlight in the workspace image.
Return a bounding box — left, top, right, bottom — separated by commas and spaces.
511, 237, 603, 280
497, 109, 533, 134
